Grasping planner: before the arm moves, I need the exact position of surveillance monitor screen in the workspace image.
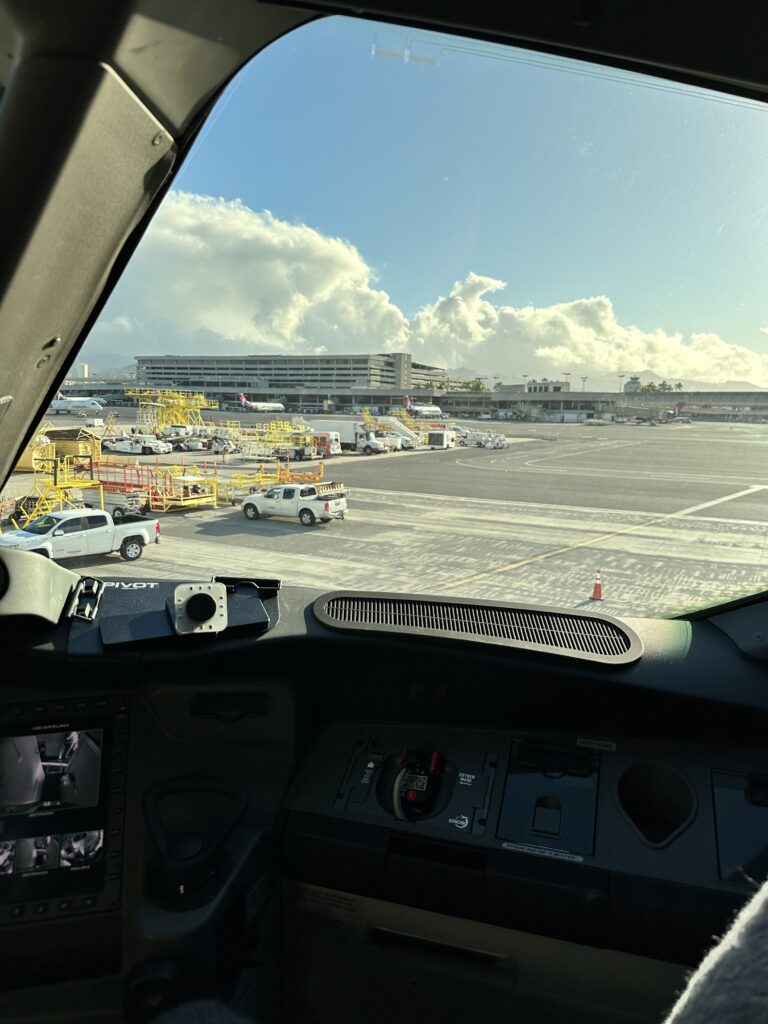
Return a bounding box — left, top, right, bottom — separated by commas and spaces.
0, 726, 108, 905
0, 730, 102, 817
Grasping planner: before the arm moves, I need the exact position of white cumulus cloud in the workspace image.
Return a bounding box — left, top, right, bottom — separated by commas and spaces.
85, 191, 768, 386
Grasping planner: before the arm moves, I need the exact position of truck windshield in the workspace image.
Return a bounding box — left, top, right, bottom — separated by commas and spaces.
21, 516, 60, 535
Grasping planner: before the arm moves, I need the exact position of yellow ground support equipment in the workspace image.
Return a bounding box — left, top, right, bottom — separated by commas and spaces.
281, 461, 325, 484
44, 427, 102, 461
393, 408, 418, 431
233, 419, 318, 460
15, 456, 104, 525
211, 420, 244, 440
217, 459, 326, 504
147, 476, 218, 513
101, 412, 119, 436
94, 459, 218, 513
14, 421, 57, 472
217, 465, 283, 504
125, 388, 219, 433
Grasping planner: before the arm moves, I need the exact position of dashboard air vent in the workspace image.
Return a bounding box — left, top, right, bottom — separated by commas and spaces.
314, 592, 642, 665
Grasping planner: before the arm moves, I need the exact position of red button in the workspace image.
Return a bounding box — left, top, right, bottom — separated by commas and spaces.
406, 790, 418, 802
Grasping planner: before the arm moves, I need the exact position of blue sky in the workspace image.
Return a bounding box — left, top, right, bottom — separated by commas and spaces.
174, 14, 768, 351
87, 15, 768, 385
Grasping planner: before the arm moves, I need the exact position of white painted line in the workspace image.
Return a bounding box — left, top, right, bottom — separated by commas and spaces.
671, 485, 768, 518
441, 484, 768, 589
522, 440, 643, 468
350, 486, 670, 519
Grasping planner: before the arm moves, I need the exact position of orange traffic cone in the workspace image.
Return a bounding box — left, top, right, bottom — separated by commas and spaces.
591, 569, 603, 601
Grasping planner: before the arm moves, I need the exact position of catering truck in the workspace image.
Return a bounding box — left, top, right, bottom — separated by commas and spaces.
242, 482, 347, 526
308, 420, 386, 454
313, 431, 342, 457
0, 508, 161, 561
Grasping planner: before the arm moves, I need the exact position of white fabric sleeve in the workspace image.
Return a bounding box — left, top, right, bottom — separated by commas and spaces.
664, 881, 768, 1023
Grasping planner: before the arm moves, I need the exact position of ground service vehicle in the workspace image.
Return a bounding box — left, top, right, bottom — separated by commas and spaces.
1, 5, 768, 1024
162, 425, 197, 437
209, 439, 239, 454
274, 443, 318, 462
313, 431, 342, 457
375, 416, 421, 447
0, 509, 160, 561
242, 481, 347, 526
310, 419, 387, 453
426, 429, 455, 449
456, 428, 491, 447
377, 432, 402, 451
103, 436, 174, 456
85, 490, 146, 520
357, 432, 387, 455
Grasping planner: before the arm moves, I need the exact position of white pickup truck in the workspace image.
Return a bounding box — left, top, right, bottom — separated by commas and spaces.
376, 432, 403, 451
0, 508, 161, 560
242, 482, 347, 526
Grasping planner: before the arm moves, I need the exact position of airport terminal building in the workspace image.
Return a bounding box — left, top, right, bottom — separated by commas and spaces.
62, 355, 768, 423
135, 352, 448, 396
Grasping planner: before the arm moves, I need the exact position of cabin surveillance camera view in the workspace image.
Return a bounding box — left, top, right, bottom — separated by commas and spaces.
4, 16, 768, 620
0, 731, 102, 817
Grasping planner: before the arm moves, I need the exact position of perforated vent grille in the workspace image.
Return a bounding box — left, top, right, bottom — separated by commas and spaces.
315, 593, 641, 664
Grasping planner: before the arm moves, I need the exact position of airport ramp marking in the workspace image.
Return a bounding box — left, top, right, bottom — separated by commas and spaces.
455, 440, 768, 486
522, 440, 643, 468
348, 486, 669, 519
442, 485, 768, 589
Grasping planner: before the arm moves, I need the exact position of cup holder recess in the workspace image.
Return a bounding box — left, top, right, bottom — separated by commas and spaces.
617, 762, 697, 848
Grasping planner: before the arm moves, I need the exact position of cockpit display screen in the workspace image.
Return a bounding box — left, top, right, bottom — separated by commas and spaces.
0, 726, 108, 903
0, 730, 102, 818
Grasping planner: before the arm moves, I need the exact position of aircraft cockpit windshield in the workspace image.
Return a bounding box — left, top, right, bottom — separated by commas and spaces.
4, 7, 768, 1024
6, 13, 768, 621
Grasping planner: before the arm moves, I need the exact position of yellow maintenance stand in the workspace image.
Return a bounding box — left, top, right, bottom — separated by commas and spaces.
361, 408, 378, 430
15, 455, 104, 526
125, 388, 219, 433
393, 407, 418, 431
217, 460, 325, 504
